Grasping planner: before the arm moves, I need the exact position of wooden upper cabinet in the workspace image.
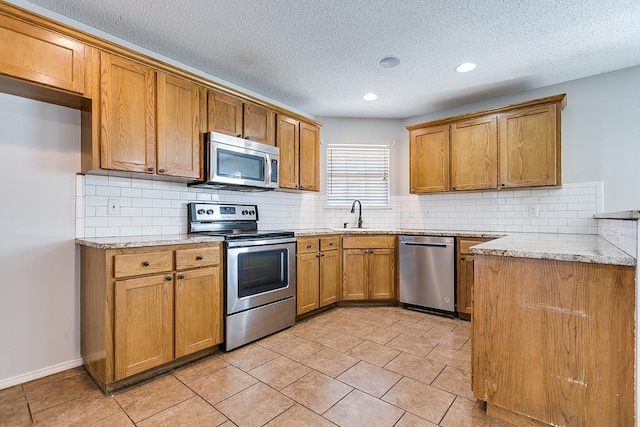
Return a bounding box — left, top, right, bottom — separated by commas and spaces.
409, 125, 450, 193
244, 102, 275, 145
276, 114, 300, 189
207, 90, 243, 137
299, 121, 320, 191
0, 14, 84, 93
100, 52, 156, 173
498, 104, 560, 188
156, 73, 202, 179
451, 116, 498, 191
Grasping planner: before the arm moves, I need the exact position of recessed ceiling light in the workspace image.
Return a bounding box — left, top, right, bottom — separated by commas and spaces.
377, 56, 401, 69
456, 62, 476, 73
363, 93, 378, 101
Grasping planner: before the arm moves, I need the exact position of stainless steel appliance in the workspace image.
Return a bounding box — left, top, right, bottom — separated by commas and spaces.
190, 132, 280, 190
188, 202, 296, 350
399, 235, 455, 315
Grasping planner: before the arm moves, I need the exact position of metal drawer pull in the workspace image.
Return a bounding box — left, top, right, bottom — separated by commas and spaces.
178, 274, 184, 279
166, 276, 172, 281
143, 261, 150, 266
196, 255, 204, 260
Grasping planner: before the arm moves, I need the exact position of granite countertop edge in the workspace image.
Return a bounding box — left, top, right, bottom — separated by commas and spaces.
594, 210, 640, 220
76, 234, 225, 249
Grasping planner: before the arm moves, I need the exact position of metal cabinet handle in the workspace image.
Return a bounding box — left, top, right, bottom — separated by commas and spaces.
461, 256, 466, 260
501, 183, 505, 187
244, 136, 250, 140
147, 166, 155, 173
158, 168, 166, 174
143, 261, 150, 267
196, 255, 204, 260
166, 275, 172, 281
316, 254, 320, 258
306, 244, 312, 249
178, 274, 184, 279
452, 186, 456, 190
237, 134, 242, 137
321, 254, 325, 257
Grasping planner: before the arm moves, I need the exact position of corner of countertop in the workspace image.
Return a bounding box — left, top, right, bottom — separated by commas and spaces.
594, 210, 640, 220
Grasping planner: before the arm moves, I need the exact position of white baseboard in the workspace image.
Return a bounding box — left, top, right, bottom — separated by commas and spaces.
0, 358, 84, 391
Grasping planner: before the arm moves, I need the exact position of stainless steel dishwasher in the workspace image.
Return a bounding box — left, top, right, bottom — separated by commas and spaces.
399, 235, 455, 315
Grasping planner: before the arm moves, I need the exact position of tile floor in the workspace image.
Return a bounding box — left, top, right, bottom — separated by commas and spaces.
0, 306, 512, 426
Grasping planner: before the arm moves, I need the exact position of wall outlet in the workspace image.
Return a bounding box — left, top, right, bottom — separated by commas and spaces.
108, 198, 121, 215
287, 207, 292, 217
528, 204, 539, 218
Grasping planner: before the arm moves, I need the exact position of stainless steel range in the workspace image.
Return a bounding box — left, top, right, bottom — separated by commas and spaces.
188, 202, 296, 351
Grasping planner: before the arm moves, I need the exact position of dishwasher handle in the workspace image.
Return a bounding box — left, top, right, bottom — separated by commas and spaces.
401, 242, 450, 248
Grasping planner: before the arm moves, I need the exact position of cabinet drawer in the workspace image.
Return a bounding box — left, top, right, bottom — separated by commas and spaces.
298, 237, 319, 254
342, 235, 396, 249
114, 251, 173, 278
176, 246, 220, 270
459, 238, 491, 255
320, 236, 339, 251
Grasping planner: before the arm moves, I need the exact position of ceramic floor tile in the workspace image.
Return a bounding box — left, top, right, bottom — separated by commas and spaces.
323, 317, 368, 334
137, 396, 227, 427
300, 347, 359, 378
336, 361, 402, 398
346, 340, 400, 367
272, 337, 325, 361
382, 377, 455, 424
24, 371, 98, 414
462, 339, 472, 352
281, 371, 352, 414
0, 385, 31, 427
440, 396, 512, 427
422, 327, 469, 349
31, 389, 121, 427
395, 411, 439, 426
218, 421, 238, 427
256, 330, 296, 349
353, 325, 400, 344
22, 367, 85, 390
91, 411, 135, 427
387, 320, 432, 337
451, 321, 472, 337
432, 365, 475, 400
416, 317, 459, 332
173, 355, 229, 384
324, 389, 404, 427
388, 309, 429, 323
188, 365, 258, 405
248, 356, 312, 390
426, 344, 471, 372
219, 344, 279, 371
314, 330, 364, 352
215, 383, 294, 427
289, 322, 332, 340
386, 333, 437, 357
263, 403, 336, 427
115, 375, 194, 423
384, 351, 446, 385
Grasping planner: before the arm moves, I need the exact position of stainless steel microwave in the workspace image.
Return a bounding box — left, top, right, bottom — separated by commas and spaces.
195, 132, 279, 190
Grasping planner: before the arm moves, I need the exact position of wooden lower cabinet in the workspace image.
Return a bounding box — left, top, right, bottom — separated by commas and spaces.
81, 243, 223, 391
456, 237, 491, 319
473, 255, 635, 426
342, 236, 396, 300
296, 236, 340, 315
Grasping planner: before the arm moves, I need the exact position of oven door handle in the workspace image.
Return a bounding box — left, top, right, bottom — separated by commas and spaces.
226, 237, 297, 248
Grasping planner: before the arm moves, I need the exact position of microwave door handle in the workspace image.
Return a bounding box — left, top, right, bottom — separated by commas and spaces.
265, 155, 272, 186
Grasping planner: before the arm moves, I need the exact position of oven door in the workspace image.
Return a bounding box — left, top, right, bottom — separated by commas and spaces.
226, 238, 296, 315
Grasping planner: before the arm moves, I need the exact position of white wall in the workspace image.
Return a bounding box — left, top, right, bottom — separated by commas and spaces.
404, 65, 640, 212
0, 93, 82, 388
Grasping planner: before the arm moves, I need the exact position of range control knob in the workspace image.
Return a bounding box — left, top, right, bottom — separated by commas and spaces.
197, 209, 205, 215
250, 210, 255, 215
242, 210, 248, 215
206, 209, 214, 215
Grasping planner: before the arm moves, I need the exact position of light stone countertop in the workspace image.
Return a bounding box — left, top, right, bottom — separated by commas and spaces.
76, 234, 224, 249
293, 228, 504, 239
594, 210, 640, 220
469, 233, 636, 266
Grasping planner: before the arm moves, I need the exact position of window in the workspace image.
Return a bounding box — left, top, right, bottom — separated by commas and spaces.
326, 145, 390, 207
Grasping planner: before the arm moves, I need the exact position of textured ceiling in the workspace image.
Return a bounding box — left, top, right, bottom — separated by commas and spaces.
22, 0, 640, 119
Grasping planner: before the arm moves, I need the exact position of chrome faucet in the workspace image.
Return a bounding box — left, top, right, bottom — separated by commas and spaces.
350, 199, 363, 228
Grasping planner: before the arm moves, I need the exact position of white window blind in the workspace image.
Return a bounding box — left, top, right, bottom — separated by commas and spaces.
326, 145, 390, 207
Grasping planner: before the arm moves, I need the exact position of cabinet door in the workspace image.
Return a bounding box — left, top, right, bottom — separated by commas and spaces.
409, 125, 450, 193
498, 104, 559, 188
156, 73, 201, 179
175, 267, 223, 358
319, 250, 339, 307
369, 249, 395, 299
207, 90, 243, 137
299, 121, 320, 191
114, 274, 173, 380
244, 102, 275, 145
457, 254, 474, 316
0, 14, 84, 93
451, 116, 497, 191
297, 252, 320, 315
342, 249, 368, 300
100, 52, 156, 173
276, 114, 300, 189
